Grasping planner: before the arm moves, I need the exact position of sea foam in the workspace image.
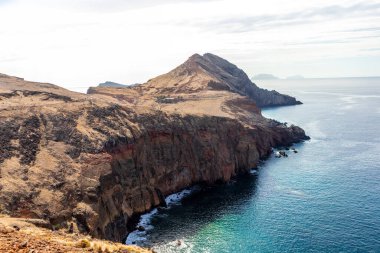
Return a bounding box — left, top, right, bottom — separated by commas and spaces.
126, 186, 199, 245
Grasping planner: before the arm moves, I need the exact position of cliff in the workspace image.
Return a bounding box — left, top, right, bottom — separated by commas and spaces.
0, 54, 308, 244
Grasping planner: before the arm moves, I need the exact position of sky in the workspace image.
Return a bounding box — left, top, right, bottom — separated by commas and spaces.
0, 0, 380, 92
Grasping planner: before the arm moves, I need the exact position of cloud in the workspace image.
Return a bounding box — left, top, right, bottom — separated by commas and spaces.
0, 0, 11, 5
0, 56, 24, 63
286, 35, 380, 46
0, 0, 379, 88
12, 0, 219, 12
341, 26, 380, 33
179, 2, 380, 34
363, 47, 380, 51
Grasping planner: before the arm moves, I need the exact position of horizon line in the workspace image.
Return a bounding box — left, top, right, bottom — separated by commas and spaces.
252, 75, 380, 80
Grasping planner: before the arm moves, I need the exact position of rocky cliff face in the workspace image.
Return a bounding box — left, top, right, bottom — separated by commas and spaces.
0, 101, 307, 242
202, 53, 302, 107
0, 53, 308, 243
96, 113, 307, 241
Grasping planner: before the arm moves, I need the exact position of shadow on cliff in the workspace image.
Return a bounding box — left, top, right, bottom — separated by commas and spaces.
141, 172, 260, 247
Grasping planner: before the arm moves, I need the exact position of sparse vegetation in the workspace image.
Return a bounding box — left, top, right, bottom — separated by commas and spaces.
156, 95, 184, 104
75, 238, 91, 248
0, 216, 152, 253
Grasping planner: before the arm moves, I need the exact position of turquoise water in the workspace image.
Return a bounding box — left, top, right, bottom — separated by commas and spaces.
132, 78, 380, 252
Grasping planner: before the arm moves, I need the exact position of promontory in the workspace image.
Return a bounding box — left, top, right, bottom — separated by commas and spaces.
0, 53, 308, 246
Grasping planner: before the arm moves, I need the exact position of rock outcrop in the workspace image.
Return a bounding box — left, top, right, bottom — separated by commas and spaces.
0, 53, 308, 243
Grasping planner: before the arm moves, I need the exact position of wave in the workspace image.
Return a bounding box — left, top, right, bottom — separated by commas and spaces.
125, 186, 200, 245
339, 96, 357, 104
304, 120, 327, 142
250, 169, 258, 175
165, 188, 197, 207
152, 239, 195, 253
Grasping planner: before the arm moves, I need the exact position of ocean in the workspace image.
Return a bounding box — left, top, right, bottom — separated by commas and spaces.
127, 77, 380, 253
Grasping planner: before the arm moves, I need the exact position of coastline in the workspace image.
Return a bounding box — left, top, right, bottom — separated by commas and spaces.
0, 54, 309, 248
124, 142, 307, 248
126, 186, 201, 245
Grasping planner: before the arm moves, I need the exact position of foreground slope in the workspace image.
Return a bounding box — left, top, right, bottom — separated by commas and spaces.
0, 54, 308, 244
0, 216, 151, 253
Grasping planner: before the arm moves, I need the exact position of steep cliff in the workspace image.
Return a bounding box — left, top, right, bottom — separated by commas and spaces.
96, 113, 307, 241
0, 53, 308, 243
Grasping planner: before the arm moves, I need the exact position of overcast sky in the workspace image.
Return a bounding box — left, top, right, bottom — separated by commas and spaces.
0, 0, 379, 92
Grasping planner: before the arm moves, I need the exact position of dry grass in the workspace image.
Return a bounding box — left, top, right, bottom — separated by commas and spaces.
78, 240, 152, 253
0, 217, 152, 253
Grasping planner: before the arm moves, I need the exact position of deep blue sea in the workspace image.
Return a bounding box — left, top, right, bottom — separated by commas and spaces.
128, 77, 380, 253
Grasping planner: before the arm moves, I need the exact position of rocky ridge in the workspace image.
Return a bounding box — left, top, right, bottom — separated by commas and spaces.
133, 53, 301, 107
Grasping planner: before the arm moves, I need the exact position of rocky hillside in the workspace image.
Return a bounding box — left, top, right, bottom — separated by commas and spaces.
0, 54, 308, 244
135, 53, 301, 107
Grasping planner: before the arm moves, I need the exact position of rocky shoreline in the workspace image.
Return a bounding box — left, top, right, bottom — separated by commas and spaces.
125, 141, 307, 246
97, 113, 308, 242
0, 53, 309, 249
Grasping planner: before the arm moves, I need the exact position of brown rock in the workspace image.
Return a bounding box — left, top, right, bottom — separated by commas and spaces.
19, 240, 28, 248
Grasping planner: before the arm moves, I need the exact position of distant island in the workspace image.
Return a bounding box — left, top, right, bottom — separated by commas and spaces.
98, 81, 127, 88
252, 74, 305, 80
252, 74, 279, 80
98, 81, 141, 88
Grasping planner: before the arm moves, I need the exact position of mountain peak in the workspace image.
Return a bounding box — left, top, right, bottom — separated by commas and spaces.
203, 53, 234, 67
179, 53, 210, 71
143, 53, 301, 107
187, 53, 203, 61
